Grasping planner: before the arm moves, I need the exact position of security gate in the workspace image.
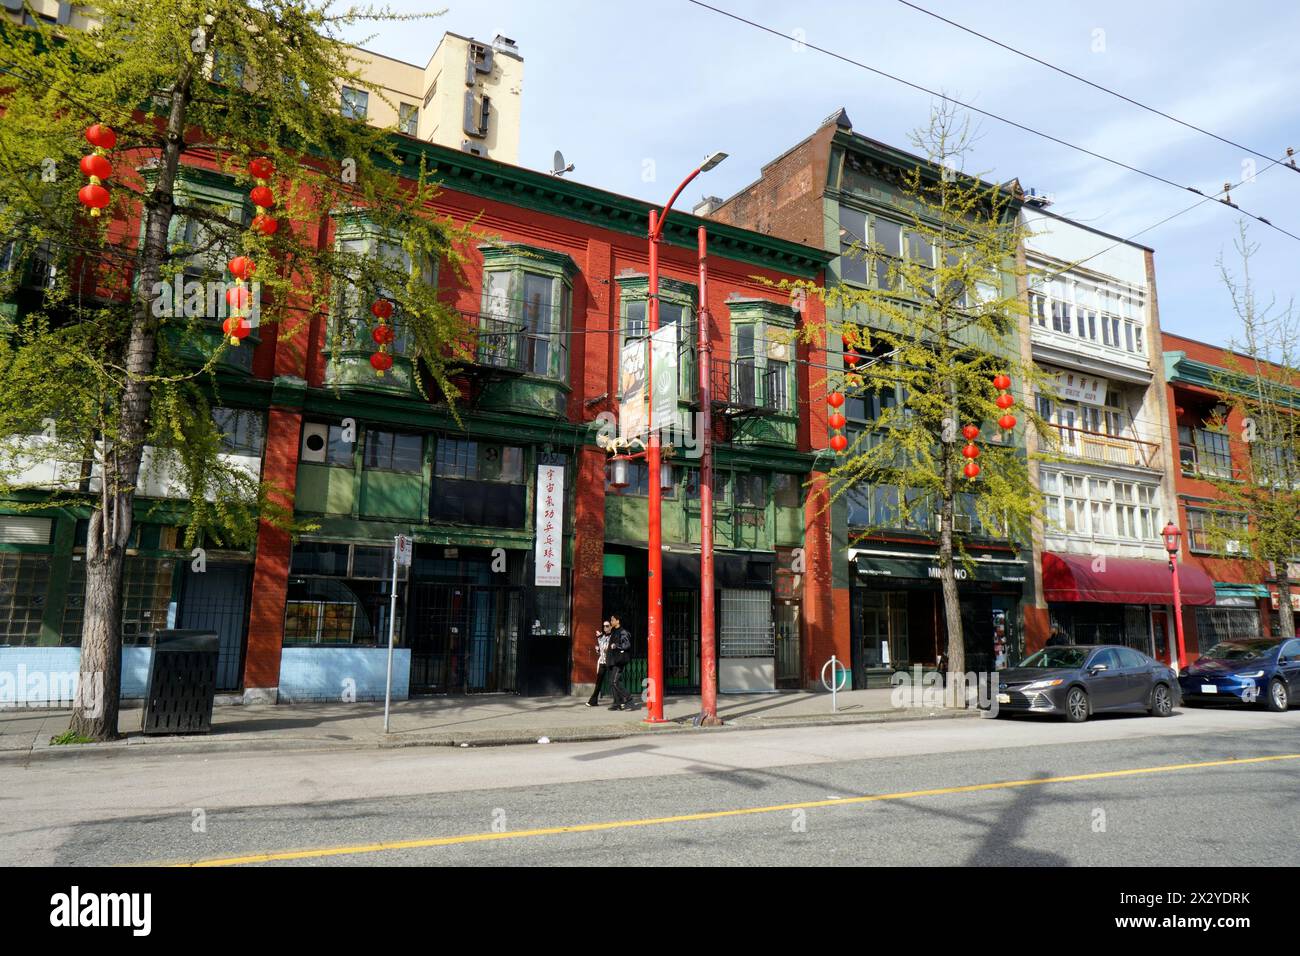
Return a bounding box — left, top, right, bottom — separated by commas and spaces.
719, 588, 774, 692
178, 563, 250, 692
407, 583, 522, 694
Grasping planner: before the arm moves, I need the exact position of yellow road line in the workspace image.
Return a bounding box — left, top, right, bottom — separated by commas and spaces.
174, 752, 1300, 866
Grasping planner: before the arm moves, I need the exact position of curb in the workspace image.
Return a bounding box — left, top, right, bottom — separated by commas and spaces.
0, 707, 980, 763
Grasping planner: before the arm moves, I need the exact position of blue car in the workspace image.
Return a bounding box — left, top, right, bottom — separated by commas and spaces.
1179, 638, 1300, 711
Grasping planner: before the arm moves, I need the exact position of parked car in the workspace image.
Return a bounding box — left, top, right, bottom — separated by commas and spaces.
1179, 638, 1300, 711
997, 644, 1180, 723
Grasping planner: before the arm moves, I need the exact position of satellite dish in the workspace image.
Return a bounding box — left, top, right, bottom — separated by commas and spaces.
550, 150, 575, 177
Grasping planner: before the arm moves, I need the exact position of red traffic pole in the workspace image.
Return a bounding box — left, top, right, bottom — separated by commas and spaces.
1171, 560, 1187, 672
698, 225, 721, 725
645, 208, 665, 723
642, 155, 727, 725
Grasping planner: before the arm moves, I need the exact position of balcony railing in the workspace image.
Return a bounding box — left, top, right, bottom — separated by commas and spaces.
710, 358, 788, 416
1051, 423, 1159, 469
471, 315, 530, 374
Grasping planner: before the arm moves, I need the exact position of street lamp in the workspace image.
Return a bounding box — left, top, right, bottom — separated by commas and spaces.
645, 151, 727, 724
1162, 521, 1187, 672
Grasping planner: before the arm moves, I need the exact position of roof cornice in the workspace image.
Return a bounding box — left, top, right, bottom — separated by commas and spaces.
390, 140, 835, 277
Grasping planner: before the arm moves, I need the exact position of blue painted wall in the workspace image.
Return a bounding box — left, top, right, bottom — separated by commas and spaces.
277, 647, 410, 703
0, 646, 153, 705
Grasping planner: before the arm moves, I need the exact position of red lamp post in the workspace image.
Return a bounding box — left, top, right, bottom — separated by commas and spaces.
645, 151, 727, 725
1162, 521, 1187, 671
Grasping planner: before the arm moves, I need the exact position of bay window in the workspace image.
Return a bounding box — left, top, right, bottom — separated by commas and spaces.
480, 244, 574, 383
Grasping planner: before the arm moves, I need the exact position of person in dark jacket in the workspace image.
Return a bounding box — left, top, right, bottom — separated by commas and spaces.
606, 614, 634, 711
1045, 623, 1069, 647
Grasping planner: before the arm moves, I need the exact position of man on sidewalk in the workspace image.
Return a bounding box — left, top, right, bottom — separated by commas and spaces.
606, 614, 633, 711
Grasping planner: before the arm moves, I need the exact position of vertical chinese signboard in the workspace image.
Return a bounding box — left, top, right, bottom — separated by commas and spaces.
535, 463, 564, 587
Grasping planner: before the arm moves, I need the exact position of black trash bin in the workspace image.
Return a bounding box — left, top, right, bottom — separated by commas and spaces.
142, 629, 220, 735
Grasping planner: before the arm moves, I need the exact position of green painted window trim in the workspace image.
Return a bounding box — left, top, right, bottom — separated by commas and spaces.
479, 243, 576, 385
726, 298, 799, 419
152, 170, 261, 374
616, 272, 698, 401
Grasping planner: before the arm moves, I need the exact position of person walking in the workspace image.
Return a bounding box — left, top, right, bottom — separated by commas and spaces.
586, 621, 612, 707
606, 614, 634, 711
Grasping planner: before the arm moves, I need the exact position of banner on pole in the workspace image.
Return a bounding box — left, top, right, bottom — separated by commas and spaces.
650, 325, 679, 431
618, 339, 649, 443
534, 463, 564, 587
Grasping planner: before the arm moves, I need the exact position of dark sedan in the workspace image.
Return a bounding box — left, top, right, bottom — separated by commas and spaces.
997, 644, 1181, 723
1179, 637, 1300, 711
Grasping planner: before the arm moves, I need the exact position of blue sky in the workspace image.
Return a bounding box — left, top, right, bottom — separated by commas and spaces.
343, 0, 1300, 348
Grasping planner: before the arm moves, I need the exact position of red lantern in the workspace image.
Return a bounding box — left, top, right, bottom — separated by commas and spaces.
248, 157, 275, 180
993, 373, 1012, 391
79, 154, 112, 181
961, 424, 980, 441
963, 461, 980, 479
250, 185, 275, 208
996, 393, 1015, 410
78, 183, 110, 213
828, 412, 846, 430
827, 391, 845, 408
999, 414, 1017, 431
370, 351, 394, 374
222, 316, 251, 344
225, 285, 251, 311
371, 298, 394, 320
830, 433, 848, 453
227, 256, 255, 280
962, 443, 980, 459
372, 324, 395, 346
85, 124, 117, 150
252, 214, 279, 236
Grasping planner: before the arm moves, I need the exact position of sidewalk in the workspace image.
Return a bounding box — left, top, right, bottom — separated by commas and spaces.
0, 688, 974, 761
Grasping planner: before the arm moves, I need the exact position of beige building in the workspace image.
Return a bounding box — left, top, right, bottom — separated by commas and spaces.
3, 3, 524, 164
347, 32, 523, 164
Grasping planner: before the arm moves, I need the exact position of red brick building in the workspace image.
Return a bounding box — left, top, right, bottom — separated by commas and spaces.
1162, 331, 1283, 658
1, 137, 839, 703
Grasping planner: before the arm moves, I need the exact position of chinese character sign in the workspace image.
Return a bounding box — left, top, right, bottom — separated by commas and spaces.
534, 464, 564, 587
1053, 371, 1108, 406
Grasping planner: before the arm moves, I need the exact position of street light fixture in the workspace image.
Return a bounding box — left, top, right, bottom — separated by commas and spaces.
644, 151, 727, 725
701, 151, 729, 172
1162, 521, 1187, 672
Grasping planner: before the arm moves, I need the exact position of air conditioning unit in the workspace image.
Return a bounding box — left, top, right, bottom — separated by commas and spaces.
301, 423, 329, 463
1225, 539, 1242, 554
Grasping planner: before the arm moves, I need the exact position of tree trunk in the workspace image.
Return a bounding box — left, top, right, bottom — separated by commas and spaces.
68, 533, 124, 739
1278, 573, 1295, 639
67, 44, 202, 741
939, 444, 966, 706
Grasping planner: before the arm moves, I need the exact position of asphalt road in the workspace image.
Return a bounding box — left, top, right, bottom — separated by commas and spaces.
3, 705, 1298, 866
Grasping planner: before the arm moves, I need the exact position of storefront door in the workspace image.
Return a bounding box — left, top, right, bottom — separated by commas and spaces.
407, 583, 522, 694
1151, 610, 1171, 666
179, 563, 250, 692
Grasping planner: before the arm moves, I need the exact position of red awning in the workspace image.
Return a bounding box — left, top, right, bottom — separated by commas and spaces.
1042, 552, 1216, 606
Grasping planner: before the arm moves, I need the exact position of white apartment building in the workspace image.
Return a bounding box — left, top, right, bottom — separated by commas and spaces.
1022, 203, 1208, 666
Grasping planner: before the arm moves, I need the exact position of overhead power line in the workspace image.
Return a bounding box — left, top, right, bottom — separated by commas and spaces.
895, 0, 1296, 172
684, 0, 1300, 244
